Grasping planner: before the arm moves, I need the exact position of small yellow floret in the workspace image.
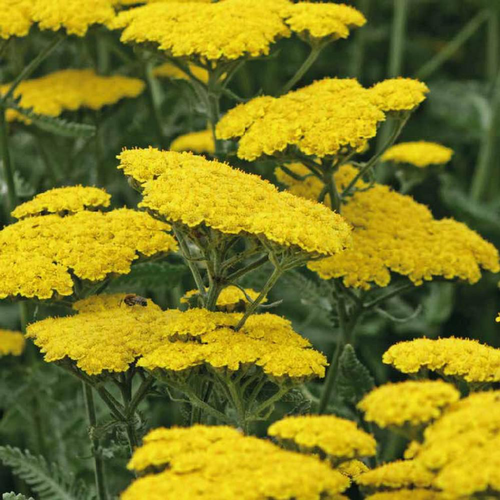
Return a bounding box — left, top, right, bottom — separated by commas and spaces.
365, 490, 445, 500
170, 129, 214, 154
0, 329, 25, 356
382, 141, 453, 168
181, 286, 262, 308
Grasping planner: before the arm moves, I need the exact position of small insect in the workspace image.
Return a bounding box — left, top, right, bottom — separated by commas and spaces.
122, 294, 148, 307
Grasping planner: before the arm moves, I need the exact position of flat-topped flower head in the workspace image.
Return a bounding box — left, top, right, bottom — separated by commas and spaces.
138, 309, 327, 379
0, 0, 33, 39
123, 425, 351, 500
170, 129, 214, 154
217, 78, 386, 160
11, 186, 111, 219
365, 490, 445, 500
181, 286, 263, 310
117, 149, 351, 257
382, 141, 453, 168
111, 0, 290, 61
304, 165, 499, 288
413, 391, 500, 497
338, 459, 369, 479
0, 205, 176, 299
268, 415, 376, 462
0, 329, 25, 357
369, 78, 429, 113
356, 460, 434, 491
358, 380, 460, 429
2, 69, 145, 122
26, 294, 175, 374
153, 62, 209, 83
383, 338, 500, 383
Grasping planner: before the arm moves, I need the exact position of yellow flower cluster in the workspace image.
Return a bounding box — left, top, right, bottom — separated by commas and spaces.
365, 490, 445, 500
0, 329, 25, 356
27, 294, 175, 374
356, 460, 434, 490
0, 0, 33, 39
181, 286, 263, 308
2, 69, 144, 122
283, 3, 366, 42
217, 78, 386, 160
383, 337, 500, 383
138, 309, 327, 379
170, 129, 215, 154
369, 78, 429, 113
358, 381, 460, 428
382, 141, 453, 168
0, 197, 176, 299
268, 415, 376, 462
111, 0, 290, 61
338, 459, 369, 479
153, 62, 209, 83
117, 149, 351, 257
413, 391, 500, 497
11, 186, 111, 219
303, 165, 500, 288
123, 425, 351, 500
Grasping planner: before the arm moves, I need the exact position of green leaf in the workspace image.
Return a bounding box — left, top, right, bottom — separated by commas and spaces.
3, 493, 35, 500
0, 446, 93, 500
337, 345, 375, 406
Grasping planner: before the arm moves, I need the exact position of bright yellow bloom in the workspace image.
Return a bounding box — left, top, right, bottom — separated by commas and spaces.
111, 0, 290, 61
365, 490, 445, 500
283, 3, 366, 42
217, 78, 386, 160
0, 329, 25, 356
369, 78, 429, 113
358, 381, 460, 428
170, 129, 215, 154
123, 425, 351, 500
338, 459, 369, 479
153, 62, 209, 83
117, 149, 351, 257
138, 309, 327, 379
382, 141, 453, 168
383, 337, 500, 383
0, 0, 33, 39
0, 205, 176, 299
268, 415, 376, 461
181, 286, 263, 309
356, 460, 434, 490
303, 165, 499, 288
2, 69, 145, 122
11, 186, 111, 219
27, 294, 175, 374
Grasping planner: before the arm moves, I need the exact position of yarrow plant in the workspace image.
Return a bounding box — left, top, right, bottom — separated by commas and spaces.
0, 1, 499, 500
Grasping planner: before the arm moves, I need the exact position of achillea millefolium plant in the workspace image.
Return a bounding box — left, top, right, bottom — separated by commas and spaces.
0, 1, 499, 499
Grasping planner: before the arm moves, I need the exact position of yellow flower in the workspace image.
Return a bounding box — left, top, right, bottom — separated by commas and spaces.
365, 490, 445, 500
181, 286, 263, 309
383, 337, 500, 383
358, 381, 460, 428
138, 309, 327, 379
369, 78, 429, 113
153, 62, 209, 83
27, 294, 175, 374
0, 0, 33, 39
123, 425, 351, 500
170, 129, 215, 154
382, 141, 453, 168
304, 165, 499, 288
337, 459, 369, 479
356, 460, 434, 490
283, 2, 366, 42
2, 69, 145, 122
268, 415, 376, 462
217, 78, 386, 160
111, 0, 290, 61
0, 200, 177, 299
0, 329, 25, 356
117, 149, 351, 257
11, 186, 111, 219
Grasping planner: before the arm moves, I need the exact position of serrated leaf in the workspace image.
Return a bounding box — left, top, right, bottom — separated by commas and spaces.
3, 493, 35, 500
337, 345, 375, 406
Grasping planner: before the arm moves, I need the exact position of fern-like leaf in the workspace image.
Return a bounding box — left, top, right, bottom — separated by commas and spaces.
3, 494, 35, 500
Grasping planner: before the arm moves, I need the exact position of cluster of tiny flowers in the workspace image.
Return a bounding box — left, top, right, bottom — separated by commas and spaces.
111, 0, 291, 61
299, 165, 499, 288
123, 425, 351, 500
117, 149, 351, 257
382, 141, 453, 168
268, 415, 376, 463
365, 490, 445, 500
0, 0, 33, 38
0, 189, 176, 299
368, 78, 430, 113
153, 62, 209, 83
181, 286, 263, 309
383, 337, 500, 383
358, 380, 460, 428
170, 129, 215, 154
2, 69, 145, 122
337, 460, 369, 479
11, 186, 111, 219
138, 309, 327, 379
0, 329, 25, 357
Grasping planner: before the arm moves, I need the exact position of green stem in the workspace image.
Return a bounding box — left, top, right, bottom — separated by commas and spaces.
82, 383, 107, 500
388, 0, 408, 78
0, 107, 17, 214
487, 6, 500, 88
364, 282, 413, 309
226, 254, 269, 283
141, 58, 165, 148
126, 375, 155, 418
350, 0, 371, 80
250, 385, 289, 420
